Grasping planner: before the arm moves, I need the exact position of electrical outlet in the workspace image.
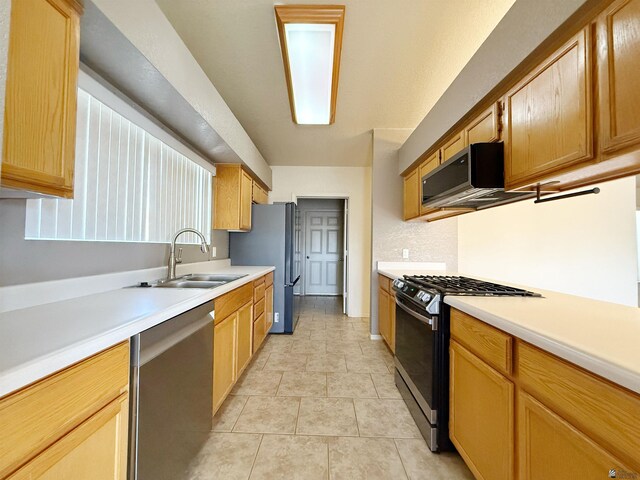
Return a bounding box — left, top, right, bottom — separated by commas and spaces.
210, 247, 217, 259
274, 312, 280, 323
402, 248, 409, 259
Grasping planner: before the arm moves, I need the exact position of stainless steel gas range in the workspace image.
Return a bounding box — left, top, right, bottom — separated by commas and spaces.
392, 275, 540, 452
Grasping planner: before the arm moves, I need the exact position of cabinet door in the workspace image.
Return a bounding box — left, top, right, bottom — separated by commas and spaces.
465, 103, 500, 145
236, 302, 253, 377
253, 314, 266, 354
440, 131, 466, 163
213, 314, 237, 413
450, 341, 514, 480
504, 27, 593, 190
598, 0, 640, 156
388, 289, 396, 353
378, 287, 390, 347
10, 394, 128, 480
265, 284, 274, 332
518, 390, 632, 480
418, 151, 439, 216
2, 0, 81, 198
403, 168, 420, 220
240, 170, 253, 230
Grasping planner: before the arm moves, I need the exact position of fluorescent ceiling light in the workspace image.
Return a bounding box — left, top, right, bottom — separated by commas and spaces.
275, 5, 346, 125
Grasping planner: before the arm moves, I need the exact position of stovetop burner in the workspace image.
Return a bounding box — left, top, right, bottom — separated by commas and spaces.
405, 275, 541, 297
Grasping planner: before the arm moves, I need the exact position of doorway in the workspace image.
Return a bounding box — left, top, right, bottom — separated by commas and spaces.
294, 198, 348, 314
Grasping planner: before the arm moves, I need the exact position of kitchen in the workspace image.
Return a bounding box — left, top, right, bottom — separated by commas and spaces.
0, 0, 639, 479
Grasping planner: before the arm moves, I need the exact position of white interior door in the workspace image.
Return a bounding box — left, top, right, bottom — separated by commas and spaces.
342, 200, 348, 314
304, 210, 343, 295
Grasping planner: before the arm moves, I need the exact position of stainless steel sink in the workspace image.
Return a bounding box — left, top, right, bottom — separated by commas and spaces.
183, 273, 247, 282
155, 279, 226, 289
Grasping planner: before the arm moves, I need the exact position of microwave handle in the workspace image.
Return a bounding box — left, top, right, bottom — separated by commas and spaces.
396, 297, 438, 331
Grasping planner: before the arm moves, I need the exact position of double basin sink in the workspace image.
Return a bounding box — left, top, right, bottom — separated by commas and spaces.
143, 273, 248, 289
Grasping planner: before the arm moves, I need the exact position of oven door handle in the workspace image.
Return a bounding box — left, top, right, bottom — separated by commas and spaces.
396, 297, 438, 331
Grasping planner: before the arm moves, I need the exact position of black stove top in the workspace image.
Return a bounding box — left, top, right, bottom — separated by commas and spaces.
405, 275, 541, 297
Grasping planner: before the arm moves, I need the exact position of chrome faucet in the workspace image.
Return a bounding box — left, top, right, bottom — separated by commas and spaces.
167, 228, 210, 280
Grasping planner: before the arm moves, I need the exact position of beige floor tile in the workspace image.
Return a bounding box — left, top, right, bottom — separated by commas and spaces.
290, 339, 327, 354
233, 396, 300, 434
186, 432, 261, 480
326, 341, 363, 355
371, 373, 402, 399
306, 353, 348, 373
291, 329, 312, 340
261, 335, 293, 353
328, 437, 408, 480
249, 434, 329, 480
354, 398, 421, 438
388, 363, 397, 374
327, 373, 378, 398
263, 352, 308, 372
232, 371, 283, 396
213, 395, 249, 432
296, 397, 358, 436
345, 354, 390, 374
277, 371, 327, 397
309, 330, 328, 341
394, 438, 474, 479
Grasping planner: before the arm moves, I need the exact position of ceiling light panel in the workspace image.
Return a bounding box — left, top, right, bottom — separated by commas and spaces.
275, 5, 346, 126
285, 23, 335, 125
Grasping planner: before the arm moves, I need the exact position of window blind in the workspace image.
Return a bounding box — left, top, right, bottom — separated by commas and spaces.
25, 89, 212, 245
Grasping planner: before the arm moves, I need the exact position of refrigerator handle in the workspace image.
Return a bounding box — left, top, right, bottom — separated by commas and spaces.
287, 275, 301, 287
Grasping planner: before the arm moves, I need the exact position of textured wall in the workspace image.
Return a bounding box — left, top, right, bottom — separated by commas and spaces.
370, 129, 458, 334
459, 177, 638, 307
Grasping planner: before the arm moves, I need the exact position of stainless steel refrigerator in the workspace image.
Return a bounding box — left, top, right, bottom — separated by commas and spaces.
229, 203, 300, 333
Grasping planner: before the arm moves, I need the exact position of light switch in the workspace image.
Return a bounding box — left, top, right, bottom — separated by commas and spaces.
402, 248, 409, 259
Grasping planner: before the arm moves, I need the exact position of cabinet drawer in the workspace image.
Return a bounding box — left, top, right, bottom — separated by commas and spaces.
517, 341, 640, 470
254, 282, 265, 302
254, 297, 265, 320
451, 309, 512, 375
254, 276, 265, 287
0, 342, 129, 478
265, 272, 273, 287
215, 283, 253, 324
378, 274, 391, 293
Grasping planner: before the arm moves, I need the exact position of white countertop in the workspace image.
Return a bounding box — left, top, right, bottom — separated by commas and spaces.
0, 265, 274, 398
378, 268, 640, 395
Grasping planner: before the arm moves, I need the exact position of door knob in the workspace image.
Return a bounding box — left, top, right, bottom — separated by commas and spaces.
306, 256, 310, 259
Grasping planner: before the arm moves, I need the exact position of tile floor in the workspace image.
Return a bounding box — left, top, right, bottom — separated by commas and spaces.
188, 296, 474, 479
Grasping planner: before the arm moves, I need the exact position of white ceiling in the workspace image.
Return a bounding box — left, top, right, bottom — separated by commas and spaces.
155, 0, 515, 167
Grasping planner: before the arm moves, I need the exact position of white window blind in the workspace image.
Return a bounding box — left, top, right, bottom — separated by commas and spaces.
25, 88, 213, 244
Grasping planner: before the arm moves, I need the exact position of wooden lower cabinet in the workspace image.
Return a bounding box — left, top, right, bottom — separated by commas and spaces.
0, 342, 129, 479
235, 302, 253, 377
265, 283, 274, 332
517, 390, 631, 480
449, 340, 514, 480
450, 308, 640, 478
378, 286, 390, 346
213, 313, 237, 413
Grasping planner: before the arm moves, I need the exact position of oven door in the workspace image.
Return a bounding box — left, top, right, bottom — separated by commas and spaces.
394, 295, 438, 425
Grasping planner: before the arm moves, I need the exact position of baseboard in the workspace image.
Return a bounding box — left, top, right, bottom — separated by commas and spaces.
370, 334, 383, 340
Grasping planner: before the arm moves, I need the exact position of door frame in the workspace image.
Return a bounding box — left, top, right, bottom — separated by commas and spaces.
302, 209, 344, 297
294, 195, 349, 315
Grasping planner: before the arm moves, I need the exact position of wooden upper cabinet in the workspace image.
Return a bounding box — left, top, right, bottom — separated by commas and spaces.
504, 27, 594, 190
440, 131, 466, 163
252, 180, 268, 204
598, 0, 640, 156
240, 170, 253, 230
464, 103, 501, 145
403, 168, 420, 221
213, 164, 254, 231
1, 0, 82, 198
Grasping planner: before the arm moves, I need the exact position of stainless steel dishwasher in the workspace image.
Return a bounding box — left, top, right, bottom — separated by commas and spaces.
128, 301, 214, 480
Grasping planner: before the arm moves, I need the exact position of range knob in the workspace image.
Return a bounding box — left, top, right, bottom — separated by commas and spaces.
417, 291, 431, 303
393, 279, 405, 289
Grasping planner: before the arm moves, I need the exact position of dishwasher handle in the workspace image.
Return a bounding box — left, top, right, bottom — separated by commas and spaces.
132, 302, 215, 367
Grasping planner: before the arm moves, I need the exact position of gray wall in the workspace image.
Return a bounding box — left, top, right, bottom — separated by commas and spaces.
370, 129, 458, 334
0, 198, 229, 286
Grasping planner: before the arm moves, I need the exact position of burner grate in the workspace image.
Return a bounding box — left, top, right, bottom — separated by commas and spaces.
405, 275, 541, 297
